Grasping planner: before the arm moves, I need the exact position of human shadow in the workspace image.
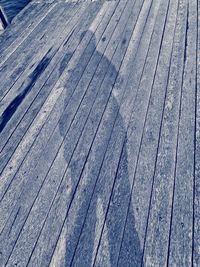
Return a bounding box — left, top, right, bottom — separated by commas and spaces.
58, 30, 144, 267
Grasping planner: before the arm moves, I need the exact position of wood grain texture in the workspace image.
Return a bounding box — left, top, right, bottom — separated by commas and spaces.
194, 0, 200, 266
0, 2, 56, 66
142, 0, 189, 265
168, 0, 197, 265
0, 0, 198, 266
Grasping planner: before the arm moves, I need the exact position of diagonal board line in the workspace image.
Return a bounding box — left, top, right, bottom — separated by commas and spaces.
4, 1, 131, 266
0, 0, 118, 229
0, 1, 118, 210
0, 1, 94, 171
193, 0, 199, 265
167, 0, 196, 264
0, 2, 78, 104
0, 2, 57, 68
59, 0, 162, 264
115, 0, 178, 265
0, 1, 90, 200
166, 0, 188, 263
140, 0, 188, 264
0, 1, 129, 266
89, 0, 172, 264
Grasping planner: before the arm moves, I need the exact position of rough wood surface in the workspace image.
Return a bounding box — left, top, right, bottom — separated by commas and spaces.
0, 0, 198, 266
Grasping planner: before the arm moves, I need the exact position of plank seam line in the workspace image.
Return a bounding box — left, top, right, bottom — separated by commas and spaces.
0, 1, 89, 172
140, 0, 180, 263
91, 0, 155, 264
138, 0, 186, 264
166, 0, 189, 264
2, 1, 124, 263
0, 2, 87, 200
0, 2, 57, 68
115, 0, 173, 264
0, 2, 78, 104
24, 0, 134, 264
192, 0, 198, 263
0, 0, 110, 228
0, 0, 116, 203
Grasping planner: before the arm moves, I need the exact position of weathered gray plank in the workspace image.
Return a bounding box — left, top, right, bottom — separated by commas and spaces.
141, 0, 188, 265
0, 0, 197, 265
0, 1, 127, 265
25, 0, 145, 266
0, 0, 116, 222
1, 0, 110, 222
96, 0, 178, 266
0, 3, 65, 102
45, 0, 164, 265
0, 2, 56, 67
3, 1, 141, 266
71, 0, 171, 265
167, 0, 197, 265
4, 1, 130, 264
26, 0, 145, 265
0, 1, 100, 175
0, 2, 117, 241
117, 0, 179, 265
0, 2, 78, 105
194, 0, 200, 265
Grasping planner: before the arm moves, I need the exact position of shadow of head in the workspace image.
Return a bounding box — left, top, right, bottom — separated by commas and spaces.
59, 30, 96, 78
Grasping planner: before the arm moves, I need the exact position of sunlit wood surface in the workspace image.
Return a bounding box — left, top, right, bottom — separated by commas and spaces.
0, 0, 199, 266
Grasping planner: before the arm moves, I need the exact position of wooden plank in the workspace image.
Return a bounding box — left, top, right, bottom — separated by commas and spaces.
0, 3, 64, 103
167, 0, 197, 265
117, 0, 179, 265
25, 1, 145, 265
3, 1, 131, 265
0, 0, 99, 217
0, 2, 56, 67
194, 0, 200, 265
0, 1, 98, 175
3, 0, 130, 262
141, 0, 188, 265
0, 3, 125, 266
0, 0, 196, 265
0, 0, 116, 221
95, 0, 177, 265
71, 0, 172, 265
0, 2, 77, 105
0, 1, 116, 232
45, 0, 164, 265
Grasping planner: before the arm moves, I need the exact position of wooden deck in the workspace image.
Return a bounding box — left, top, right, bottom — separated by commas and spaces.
0, 0, 199, 266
